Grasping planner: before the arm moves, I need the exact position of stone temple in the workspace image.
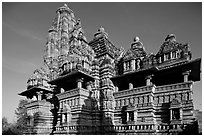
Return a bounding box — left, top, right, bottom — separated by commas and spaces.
19, 4, 201, 135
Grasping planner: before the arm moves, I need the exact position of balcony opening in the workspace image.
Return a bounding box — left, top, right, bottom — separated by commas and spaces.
63, 82, 77, 91
128, 111, 134, 121
170, 98, 182, 123
172, 108, 180, 120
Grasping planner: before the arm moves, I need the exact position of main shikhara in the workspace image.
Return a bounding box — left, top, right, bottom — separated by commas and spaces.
19, 4, 201, 135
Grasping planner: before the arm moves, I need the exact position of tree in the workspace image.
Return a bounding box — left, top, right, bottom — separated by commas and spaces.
2, 117, 9, 134
2, 117, 20, 135
14, 99, 28, 134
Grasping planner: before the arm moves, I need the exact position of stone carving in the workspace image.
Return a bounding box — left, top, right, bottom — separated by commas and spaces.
136, 59, 140, 70
172, 108, 180, 120
156, 34, 192, 62
19, 4, 200, 135
27, 67, 51, 89
171, 98, 181, 105
165, 34, 176, 42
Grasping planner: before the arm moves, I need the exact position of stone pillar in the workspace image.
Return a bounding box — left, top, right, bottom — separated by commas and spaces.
159, 57, 162, 63
129, 82, 133, 89
60, 101, 63, 110
37, 91, 43, 100
182, 70, 191, 82
145, 75, 153, 86
115, 86, 118, 92
132, 60, 136, 70
179, 108, 182, 120
77, 78, 83, 88
86, 81, 92, 90
170, 109, 172, 120
134, 111, 137, 122
170, 52, 172, 59
123, 62, 126, 71
62, 114, 66, 123
70, 62, 72, 70
127, 112, 129, 122
189, 91, 193, 100
164, 54, 166, 61
61, 88, 65, 93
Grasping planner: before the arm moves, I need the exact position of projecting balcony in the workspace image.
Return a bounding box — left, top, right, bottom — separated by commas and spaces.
56, 88, 90, 100
155, 81, 193, 93
113, 85, 155, 98
55, 125, 93, 134
113, 124, 157, 133
25, 100, 50, 108
113, 81, 192, 99
59, 67, 91, 77
55, 124, 157, 134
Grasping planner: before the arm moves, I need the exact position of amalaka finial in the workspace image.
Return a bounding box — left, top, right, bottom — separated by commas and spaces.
131, 36, 143, 49
165, 34, 176, 42
94, 26, 108, 38
57, 3, 73, 13
98, 26, 105, 32
134, 36, 140, 42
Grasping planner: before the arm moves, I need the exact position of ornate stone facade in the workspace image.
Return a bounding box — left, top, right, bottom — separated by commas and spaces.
19, 4, 201, 135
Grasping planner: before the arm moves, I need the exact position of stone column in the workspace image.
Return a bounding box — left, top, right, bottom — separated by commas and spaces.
170, 109, 172, 120
189, 91, 193, 100
36, 91, 43, 100
134, 111, 137, 122
132, 60, 136, 70
129, 82, 133, 89
164, 54, 166, 61
62, 114, 66, 123
70, 62, 73, 70
61, 88, 65, 93
77, 78, 83, 88
86, 81, 92, 90
170, 52, 172, 59
182, 70, 191, 82
115, 86, 119, 92
179, 108, 182, 120
123, 62, 126, 71
158, 57, 161, 63
127, 112, 129, 122
145, 75, 153, 86
60, 101, 63, 110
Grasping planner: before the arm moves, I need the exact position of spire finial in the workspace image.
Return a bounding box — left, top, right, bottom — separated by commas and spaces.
165, 34, 176, 42
94, 26, 108, 38
134, 36, 140, 42
131, 36, 143, 49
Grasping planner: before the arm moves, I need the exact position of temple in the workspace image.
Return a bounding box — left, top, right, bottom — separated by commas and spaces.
19, 4, 201, 135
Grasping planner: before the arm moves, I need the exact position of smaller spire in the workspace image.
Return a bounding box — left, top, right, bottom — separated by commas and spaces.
56, 3, 73, 13
98, 26, 105, 32
131, 36, 143, 49
94, 26, 108, 38
134, 36, 140, 42
165, 34, 176, 42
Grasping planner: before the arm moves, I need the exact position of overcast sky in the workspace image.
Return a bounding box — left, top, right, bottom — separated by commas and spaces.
2, 2, 202, 122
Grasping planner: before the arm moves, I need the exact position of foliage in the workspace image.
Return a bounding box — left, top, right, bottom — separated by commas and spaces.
2, 117, 20, 135
2, 99, 29, 135
14, 99, 28, 134
2, 117, 9, 134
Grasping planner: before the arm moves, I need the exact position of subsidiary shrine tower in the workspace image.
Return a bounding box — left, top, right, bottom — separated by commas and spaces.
19, 4, 201, 135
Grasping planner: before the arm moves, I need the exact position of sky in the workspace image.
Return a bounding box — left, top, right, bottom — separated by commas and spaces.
2, 2, 202, 123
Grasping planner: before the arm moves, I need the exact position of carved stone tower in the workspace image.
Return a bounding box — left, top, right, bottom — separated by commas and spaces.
19, 4, 201, 135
